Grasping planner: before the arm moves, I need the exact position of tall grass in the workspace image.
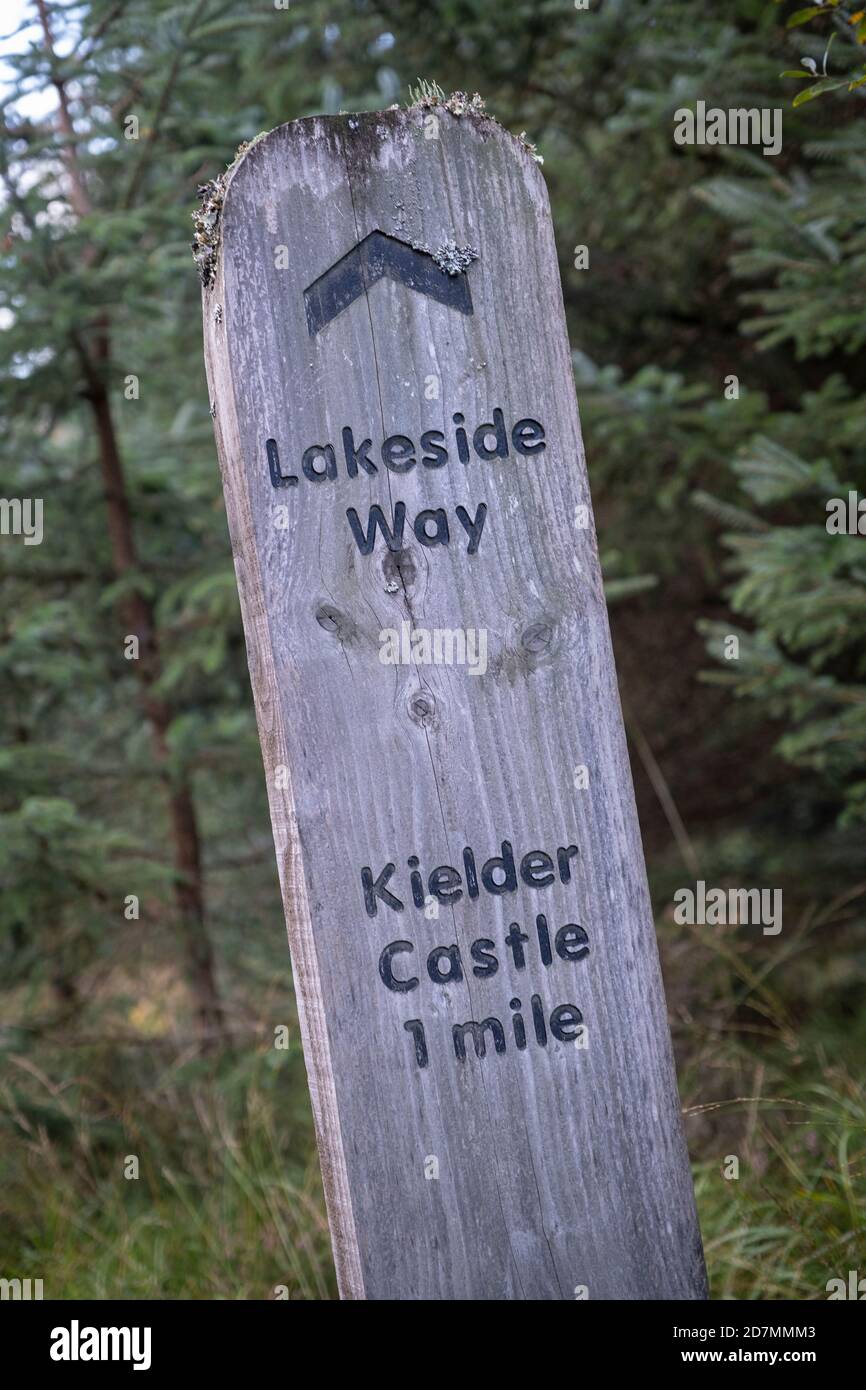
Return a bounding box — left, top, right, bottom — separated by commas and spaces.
1, 880, 863, 1300
0, 1045, 336, 1299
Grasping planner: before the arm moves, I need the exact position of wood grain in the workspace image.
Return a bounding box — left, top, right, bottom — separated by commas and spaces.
202, 108, 707, 1301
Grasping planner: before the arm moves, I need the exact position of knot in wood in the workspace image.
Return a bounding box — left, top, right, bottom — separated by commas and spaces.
408, 692, 436, 726
315, 604, 342, 634
521, 621, 553, 655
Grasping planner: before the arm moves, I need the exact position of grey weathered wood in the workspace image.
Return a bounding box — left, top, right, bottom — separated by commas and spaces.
202, 107, 707, 1301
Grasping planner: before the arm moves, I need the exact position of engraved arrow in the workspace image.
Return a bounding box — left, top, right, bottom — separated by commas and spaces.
303, 231, 474, 337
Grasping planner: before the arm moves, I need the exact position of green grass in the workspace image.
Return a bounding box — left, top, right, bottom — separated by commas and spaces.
0, 1045, 336, 1300
693, 1072, 866, 1298
2, 904, 863, 1300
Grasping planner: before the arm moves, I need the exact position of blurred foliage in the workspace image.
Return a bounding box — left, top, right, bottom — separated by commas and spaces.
0, 0, 864, 1299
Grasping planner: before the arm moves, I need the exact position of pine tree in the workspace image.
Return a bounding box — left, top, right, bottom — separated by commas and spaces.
0, 0, 394, 1042
696, 114, 866, 833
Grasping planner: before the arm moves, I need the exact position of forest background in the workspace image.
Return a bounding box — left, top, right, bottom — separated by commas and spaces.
1, 0, 864, 1298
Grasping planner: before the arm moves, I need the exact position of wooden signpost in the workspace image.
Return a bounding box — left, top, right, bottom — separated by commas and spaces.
202, 105, 707, 1300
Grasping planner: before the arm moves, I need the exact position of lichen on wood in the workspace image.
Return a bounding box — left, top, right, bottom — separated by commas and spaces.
192, 176, 225, 287
406, 81, 543, 162
430, 238, 479, 276
191, 133, 268, 287
407, 79, 487, 118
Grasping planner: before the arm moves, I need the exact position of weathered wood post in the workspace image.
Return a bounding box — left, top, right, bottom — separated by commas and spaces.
201, 104, 707, 1301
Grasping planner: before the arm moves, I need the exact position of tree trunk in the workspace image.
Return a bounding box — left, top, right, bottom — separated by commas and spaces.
37, 0, 225, 1046
87, 366, 226, 1045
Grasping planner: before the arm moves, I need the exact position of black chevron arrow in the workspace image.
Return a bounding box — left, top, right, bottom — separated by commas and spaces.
303, 231, 474, 337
